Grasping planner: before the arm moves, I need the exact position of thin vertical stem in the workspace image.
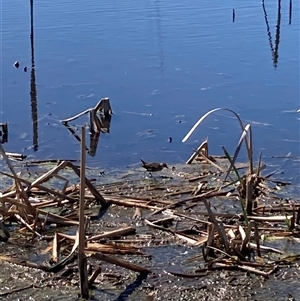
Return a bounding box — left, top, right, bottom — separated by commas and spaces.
78, 126, 89, 299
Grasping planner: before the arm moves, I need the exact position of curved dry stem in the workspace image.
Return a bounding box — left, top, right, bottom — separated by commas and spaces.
182, 108, 253, 174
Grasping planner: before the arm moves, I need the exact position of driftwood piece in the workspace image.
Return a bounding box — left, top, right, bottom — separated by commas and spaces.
90, 252, 151, 274
87, 226, 136, 242
86, 243, 143, 255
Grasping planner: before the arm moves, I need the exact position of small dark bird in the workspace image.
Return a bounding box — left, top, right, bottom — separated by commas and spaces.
140, 159, 168, 174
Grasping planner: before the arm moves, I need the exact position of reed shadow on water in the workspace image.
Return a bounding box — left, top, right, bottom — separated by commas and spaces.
262, 0, 282, 68
113, 273, 148, 301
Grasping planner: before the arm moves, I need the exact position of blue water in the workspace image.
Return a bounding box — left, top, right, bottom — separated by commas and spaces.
1, 0, 299, 173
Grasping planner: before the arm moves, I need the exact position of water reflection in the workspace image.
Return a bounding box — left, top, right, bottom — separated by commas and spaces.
262, 0, 282, 68
0, 123, 8, 144
289, 0, 292, 25
30, 0, 38, 151
155, 0, 164, 78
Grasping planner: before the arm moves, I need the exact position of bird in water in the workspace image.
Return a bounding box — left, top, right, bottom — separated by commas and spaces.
140, 159, 168, 176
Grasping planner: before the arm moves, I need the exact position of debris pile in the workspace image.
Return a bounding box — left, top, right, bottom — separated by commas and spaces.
0, 108, 299, 299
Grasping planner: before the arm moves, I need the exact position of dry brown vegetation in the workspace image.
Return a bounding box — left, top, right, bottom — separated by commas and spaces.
0, 108, 299, 299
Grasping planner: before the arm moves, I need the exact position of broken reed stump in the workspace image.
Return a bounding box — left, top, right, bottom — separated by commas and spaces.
61, 97, 112, 157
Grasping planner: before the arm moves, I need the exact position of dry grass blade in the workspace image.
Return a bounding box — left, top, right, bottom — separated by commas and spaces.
248, 215, 293, 222
203, 200, 229, 252
106, 196, 158, 210
248, 243, 284, 254
14, 213, 42, 237
223, 123, 252, 183
52, 232, 59, 263
145, 219, 199, 245
236, 264, 275, 276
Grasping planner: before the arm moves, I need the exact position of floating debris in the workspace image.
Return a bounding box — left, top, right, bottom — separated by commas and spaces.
13, 61, 20, 69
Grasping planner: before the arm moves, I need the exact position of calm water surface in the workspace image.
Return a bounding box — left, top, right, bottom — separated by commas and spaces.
1, 0, 299, 176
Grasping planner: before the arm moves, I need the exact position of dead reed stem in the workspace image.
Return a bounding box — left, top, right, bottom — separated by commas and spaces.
78, 126, 89, 299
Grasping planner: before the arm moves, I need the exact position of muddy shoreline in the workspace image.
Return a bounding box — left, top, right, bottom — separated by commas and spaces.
1, 156, 299, 301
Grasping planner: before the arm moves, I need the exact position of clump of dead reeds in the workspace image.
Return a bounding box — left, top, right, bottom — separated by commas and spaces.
0, 107, 299, 299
